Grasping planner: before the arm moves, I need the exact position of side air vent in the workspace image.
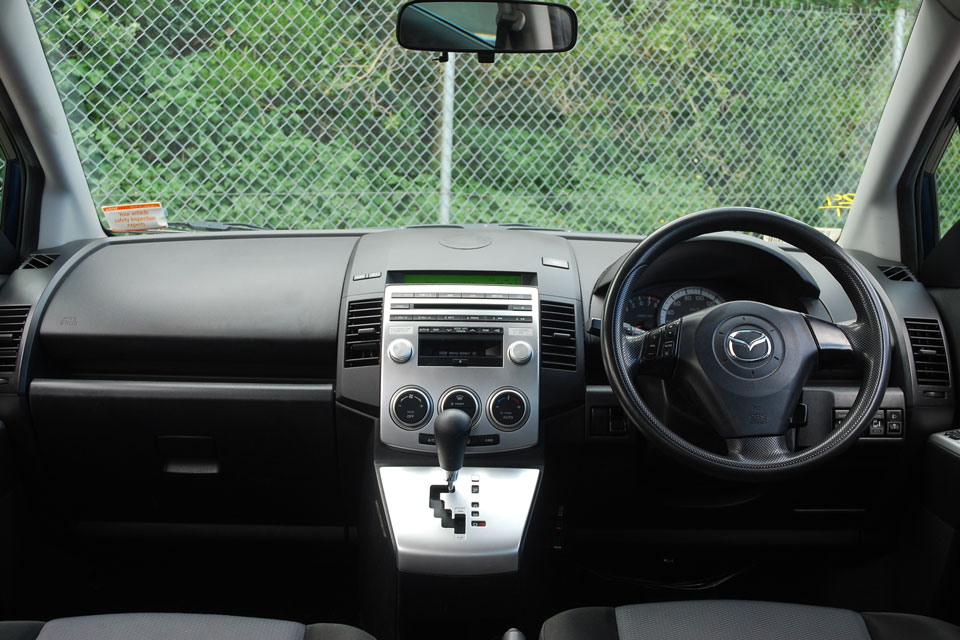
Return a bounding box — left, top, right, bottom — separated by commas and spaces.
19, 254, 59, 270
344, 298, 383, 368
540, 300, 577, 371
879, 264, 916, 282
905, 318, 950, 386
0, 305, 30, 375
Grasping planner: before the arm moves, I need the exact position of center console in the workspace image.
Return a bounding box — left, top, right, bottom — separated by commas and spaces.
377, 280, 543, 575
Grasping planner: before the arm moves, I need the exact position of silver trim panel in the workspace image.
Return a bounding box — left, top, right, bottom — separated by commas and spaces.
380, 284, 540, 453
379, 466, 540, 575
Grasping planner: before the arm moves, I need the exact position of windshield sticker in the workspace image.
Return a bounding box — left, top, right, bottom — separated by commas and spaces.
101, 202, 168, 232
819, 193, 855, 217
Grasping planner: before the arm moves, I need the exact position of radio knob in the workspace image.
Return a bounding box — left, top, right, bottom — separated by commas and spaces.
388, 338, 414, 363
507, 341, 533, 365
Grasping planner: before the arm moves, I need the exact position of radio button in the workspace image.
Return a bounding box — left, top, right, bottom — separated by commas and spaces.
388, 338, 414, 363
391, 387, 432, 430
508, 341, 533, 365
488, 389, 529, 431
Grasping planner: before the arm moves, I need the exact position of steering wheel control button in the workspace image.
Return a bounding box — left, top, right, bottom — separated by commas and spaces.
643, 332, 661, 360
390, 387, 433, 430
633, 321, 681, 376
488, 388, 529, 431
439, 387, 481, 425
713, 316, 784, 379
507, 341, 533, 365
388, 338, 414, 363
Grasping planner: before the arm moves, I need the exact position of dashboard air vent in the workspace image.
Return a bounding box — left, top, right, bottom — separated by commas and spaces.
879, 264, 916, 282
19, 253, 59, 269
905, 318, 950, 386
540, 300, 577, 371
0, 305, 30, 375
344, 298, 383, 368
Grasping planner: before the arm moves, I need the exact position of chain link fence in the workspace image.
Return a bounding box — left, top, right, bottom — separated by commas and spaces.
30, 0, 930, 234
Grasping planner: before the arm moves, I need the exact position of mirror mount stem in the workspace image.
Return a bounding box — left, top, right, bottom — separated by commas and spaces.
477, 51, 495, 63
435, 51, 449, 62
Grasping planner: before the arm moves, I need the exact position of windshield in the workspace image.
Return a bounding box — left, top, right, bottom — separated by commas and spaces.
32, 0, 919, 234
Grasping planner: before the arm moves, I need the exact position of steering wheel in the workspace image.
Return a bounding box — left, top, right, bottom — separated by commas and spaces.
601, 208, 891, 480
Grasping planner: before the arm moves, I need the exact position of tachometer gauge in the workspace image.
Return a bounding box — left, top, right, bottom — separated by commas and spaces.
658, 287, 724, 325
623, 294, 661, 330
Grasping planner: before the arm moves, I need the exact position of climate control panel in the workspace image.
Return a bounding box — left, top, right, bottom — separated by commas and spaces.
379, 284, 540, 453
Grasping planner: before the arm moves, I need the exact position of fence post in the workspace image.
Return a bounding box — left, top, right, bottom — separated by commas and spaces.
892, 7, 905, 80
439, 52, 457, 225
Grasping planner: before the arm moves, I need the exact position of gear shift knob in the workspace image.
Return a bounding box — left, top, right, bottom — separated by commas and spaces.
433, 408, 472, 491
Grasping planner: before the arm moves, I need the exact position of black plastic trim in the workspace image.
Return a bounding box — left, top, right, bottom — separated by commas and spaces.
898, 60, 960, 272
0, 80, 42, 262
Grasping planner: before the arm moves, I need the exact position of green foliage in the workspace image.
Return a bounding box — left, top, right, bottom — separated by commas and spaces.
29, 0, 938, 235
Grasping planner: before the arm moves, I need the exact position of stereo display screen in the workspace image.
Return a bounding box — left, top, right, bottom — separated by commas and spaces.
403, 273, 523, 286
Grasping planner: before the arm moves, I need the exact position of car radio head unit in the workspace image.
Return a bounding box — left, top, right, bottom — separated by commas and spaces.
379, 282, 540, 454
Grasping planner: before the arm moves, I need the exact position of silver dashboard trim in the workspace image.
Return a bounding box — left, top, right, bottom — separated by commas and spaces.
378, 466, 540, 575
379, 284, 540, 453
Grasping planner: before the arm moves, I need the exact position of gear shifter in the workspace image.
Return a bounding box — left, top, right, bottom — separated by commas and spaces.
433, 408, 472, 491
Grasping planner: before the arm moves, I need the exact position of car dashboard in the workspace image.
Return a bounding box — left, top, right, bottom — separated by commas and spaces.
0, 225, 952, 561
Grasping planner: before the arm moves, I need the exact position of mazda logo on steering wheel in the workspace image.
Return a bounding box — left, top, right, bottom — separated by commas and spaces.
726, 328, 773, 362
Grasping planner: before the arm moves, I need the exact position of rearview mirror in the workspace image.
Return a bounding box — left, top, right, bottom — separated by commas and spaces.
397, 1, 577, 54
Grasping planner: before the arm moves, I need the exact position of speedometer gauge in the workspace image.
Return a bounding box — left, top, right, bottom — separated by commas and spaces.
658, 287, 724, 325
623, 294, 661, 331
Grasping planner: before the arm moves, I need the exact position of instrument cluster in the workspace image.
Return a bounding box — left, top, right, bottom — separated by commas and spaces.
623, 286, 725, 330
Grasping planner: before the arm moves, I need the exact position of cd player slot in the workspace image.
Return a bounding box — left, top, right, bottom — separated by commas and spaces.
418, 329, 503, 367
390, 314, 532, 323
391, 303, 512, 311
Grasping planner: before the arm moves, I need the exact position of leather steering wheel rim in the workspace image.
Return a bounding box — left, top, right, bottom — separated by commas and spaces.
601, 208, 892, 480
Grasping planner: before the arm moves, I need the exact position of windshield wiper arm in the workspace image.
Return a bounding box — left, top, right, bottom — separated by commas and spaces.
166, 220, 272, 232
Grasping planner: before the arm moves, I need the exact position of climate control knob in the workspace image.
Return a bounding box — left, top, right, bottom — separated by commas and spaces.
439, 387, 481, 426
388, 338, 414, 363
391, 387, 432, 430
487, 388, 529, 431
507, 341, 533, 365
